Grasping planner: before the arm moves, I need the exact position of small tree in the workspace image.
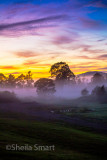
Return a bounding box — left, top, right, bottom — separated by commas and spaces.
25, 71, 34, 88
0, 73, 7, 88
16, 74, 26, 88
81, 88, 89, 96
91, 85, 107, 103
6, 74, 16, 88
91, 86, 106, 96
0, 91, 18, 103
91, 72, 104, 85
34, 78, 56, 97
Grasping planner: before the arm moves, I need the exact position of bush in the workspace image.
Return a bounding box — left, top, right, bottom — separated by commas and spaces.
91, 86, 107, 104
81, 88, 89, 96
0, 91, 18, 103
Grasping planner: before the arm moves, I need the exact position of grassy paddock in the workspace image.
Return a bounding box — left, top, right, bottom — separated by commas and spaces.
0, 111, 107, 160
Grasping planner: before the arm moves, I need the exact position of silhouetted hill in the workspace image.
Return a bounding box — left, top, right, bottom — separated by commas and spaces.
78, 71, 107, 77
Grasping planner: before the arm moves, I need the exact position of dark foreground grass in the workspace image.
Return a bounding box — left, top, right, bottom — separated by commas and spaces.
0, 112, 107, 160
59, 101, 107, 123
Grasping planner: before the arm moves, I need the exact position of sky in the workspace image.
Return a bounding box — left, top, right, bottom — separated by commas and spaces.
0, 0, 107, 79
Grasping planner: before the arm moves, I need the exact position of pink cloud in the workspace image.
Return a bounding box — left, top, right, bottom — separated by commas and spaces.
15, 51, 39, 58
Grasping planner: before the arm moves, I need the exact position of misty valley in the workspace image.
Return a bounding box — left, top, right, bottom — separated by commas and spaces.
0, 62, 107, 160
0, 0, 107, 159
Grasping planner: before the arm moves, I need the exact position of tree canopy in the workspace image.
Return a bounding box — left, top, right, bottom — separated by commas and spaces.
91, 72, 104, 84
81, 88, 89, 96
34, 78, 56, 96
50, 62, 75, 82
0, 71, 33, 88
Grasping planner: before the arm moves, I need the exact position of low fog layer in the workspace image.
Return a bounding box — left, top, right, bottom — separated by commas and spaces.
0, 83, 106, 101
0, 63, 107, 103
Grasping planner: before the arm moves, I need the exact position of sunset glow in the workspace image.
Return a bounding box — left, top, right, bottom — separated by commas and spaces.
0, 0, 107, 79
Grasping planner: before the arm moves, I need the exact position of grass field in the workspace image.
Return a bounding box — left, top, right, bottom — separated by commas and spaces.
0, 110, 107, 160
43, 97, 107, 123
61, 101, 107, 123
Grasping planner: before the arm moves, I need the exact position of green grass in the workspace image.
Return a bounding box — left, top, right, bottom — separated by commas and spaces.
0, 112, 107, 160
60, 100, 107, 122
36, 96, 107, 123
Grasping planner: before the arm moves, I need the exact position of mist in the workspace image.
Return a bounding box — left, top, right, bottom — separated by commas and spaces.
0, 82, 106, 104
0, 84, 89, 100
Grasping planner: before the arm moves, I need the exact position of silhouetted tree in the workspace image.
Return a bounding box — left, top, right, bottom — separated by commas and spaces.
6, 74, 16, 88
81, 77, 86, 83
0, 71, 34, 88
98, 86, 106, 96
16, 74, 26, 88
105, 74, 107, 83
81, 88, 89, 96
0, 73, 7, 88
50, 62, 75, 85
91, 72, 104, 85
0, 91, 18, 103
34, 78, 56, 97
91, 86, 100, 96
76, 76, 82, 85
25, 71, 34, 88
92, 85, 107, 103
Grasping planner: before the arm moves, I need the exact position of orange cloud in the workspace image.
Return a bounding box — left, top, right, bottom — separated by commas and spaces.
97, 54, 107, 60
15, 51, 39, 58
0, 66, 20, 70
75, 54, 107, 61
23, 60, 38, 66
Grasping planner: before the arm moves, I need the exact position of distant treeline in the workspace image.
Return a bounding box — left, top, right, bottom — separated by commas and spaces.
0, 71, 34, 88
0, 62, 107, 103
0, 62, 107, 88
0, 62, 107, 93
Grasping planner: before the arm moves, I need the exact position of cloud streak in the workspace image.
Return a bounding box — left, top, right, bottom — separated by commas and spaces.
15, 51, 39, 58
0, 66, 20, 70
23, 60, 38, 66
97, 54, 107, 60
0, 15, 67, 36
0, 15, 65, 31
76, 54, 107, 60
